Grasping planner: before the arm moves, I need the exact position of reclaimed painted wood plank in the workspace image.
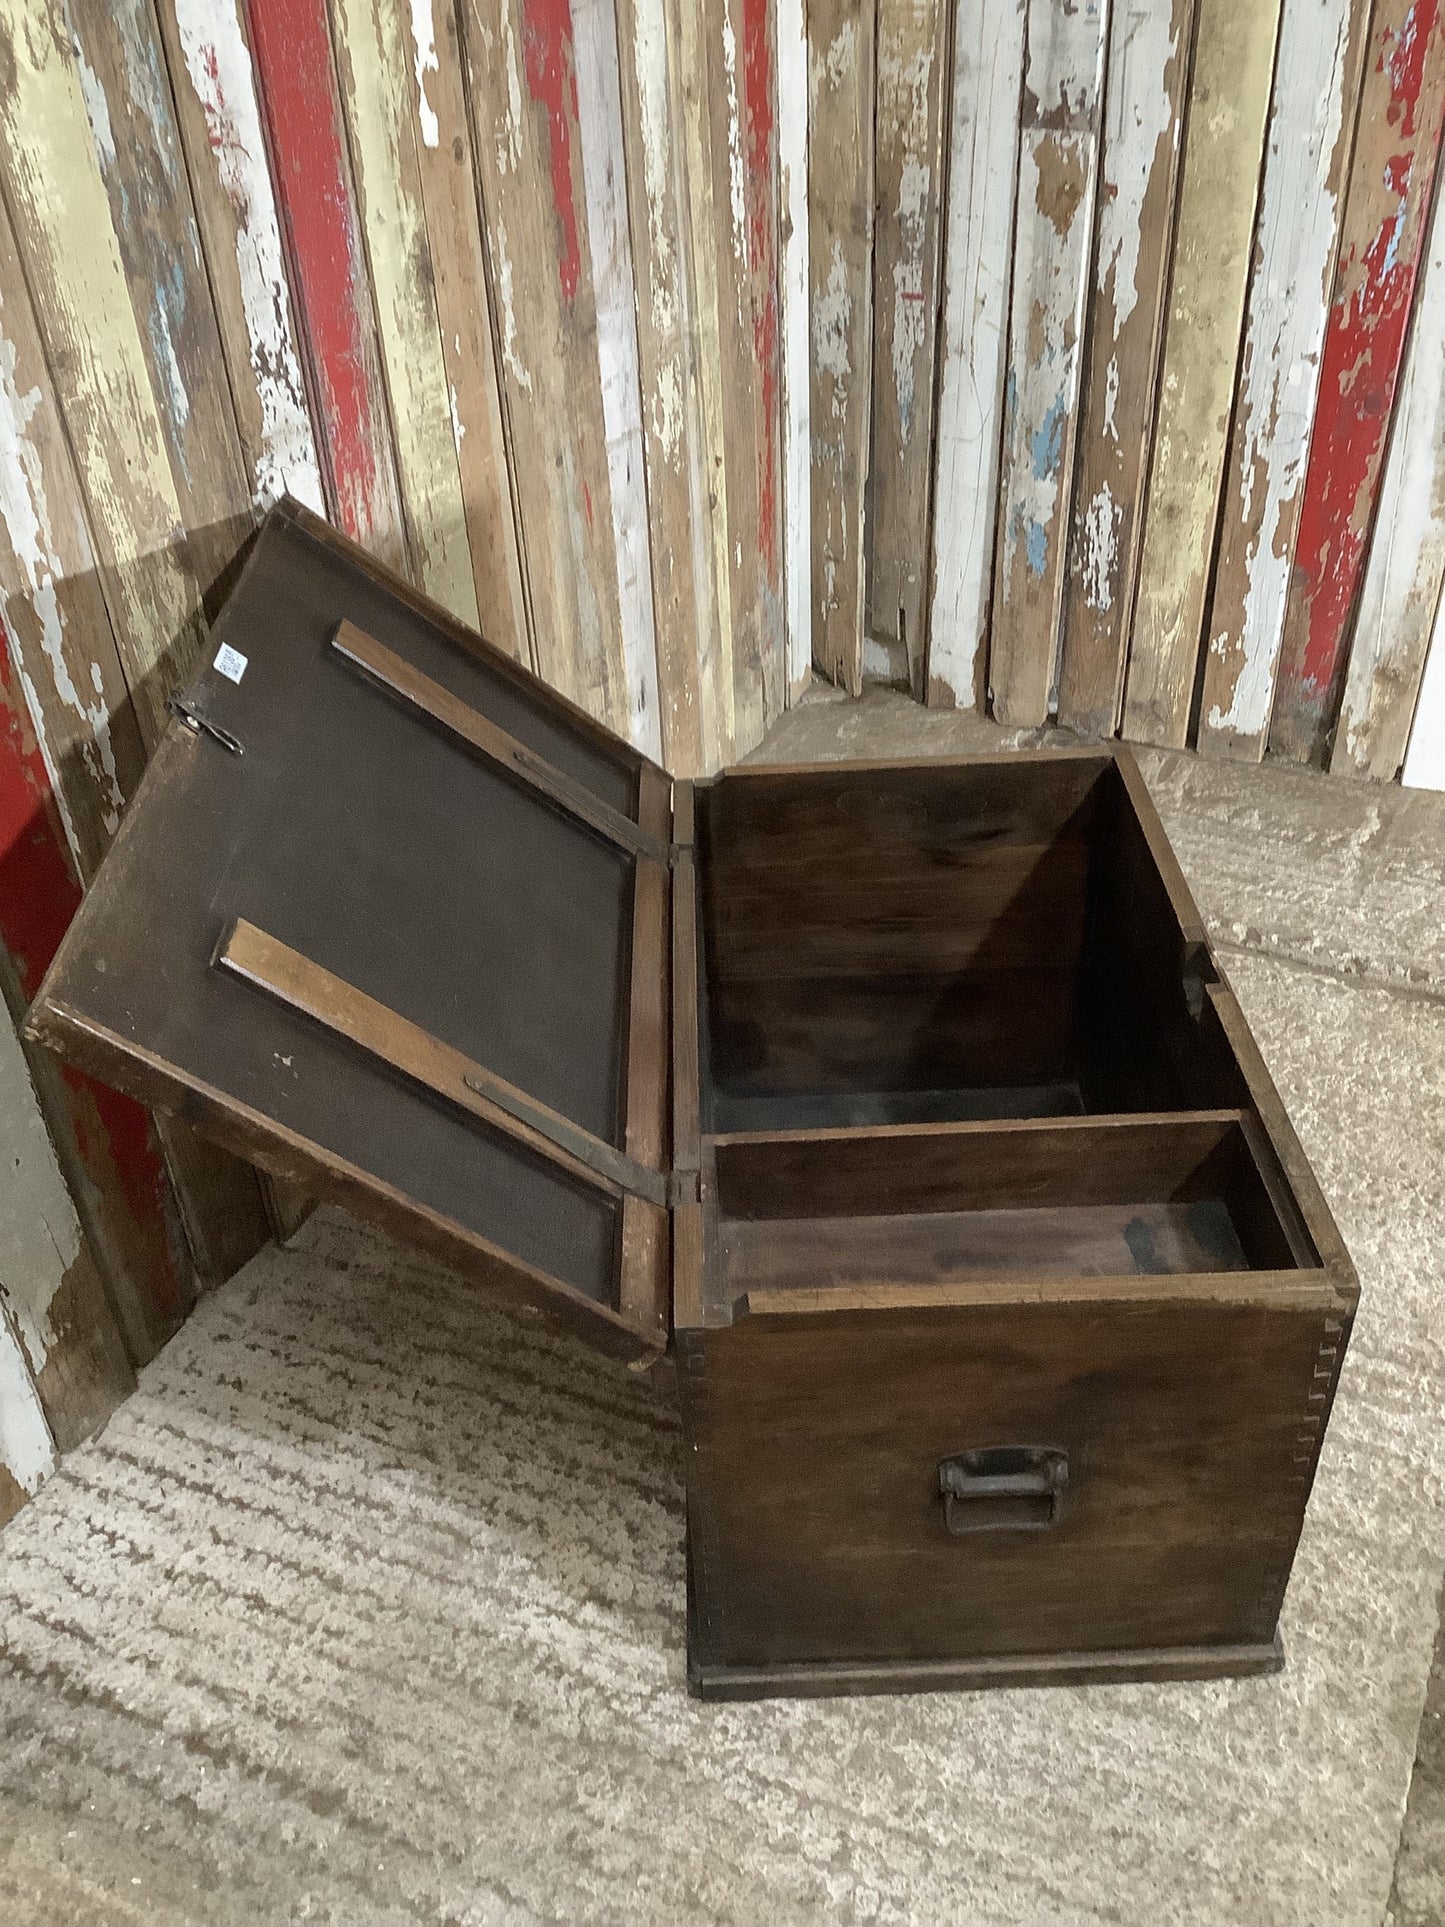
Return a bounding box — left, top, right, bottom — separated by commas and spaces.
1270, 0, 1445, 765
809, 0, 874, 695
1402, 578, 1445, 787
1199, 0, 1371, 760
777, 0, 810, 702
157, 0, 325, 514
659, 0, 784, 757
331, 0, 480, 625
0, 992, 134, 1458
573, 0, 664, 759
1122, 0, 1282, 748
66, 0, 254, 604
0, 619, 197, 1363
671, 0, 737, 760
1335, 150, 1445, 777
0, 190, 145, 881
866, 0, 949, 697
400, 0, 529, 660
461, 0, 632, 735
1057, 0, 1193, 739
614, 0, 714, 769
0, 1305, 53, 1526
0, 0, 205, 746
704, 0, 784, 747
925, 0, 1026, 710
247, 0, 409, 571
989, 0, 1109, 727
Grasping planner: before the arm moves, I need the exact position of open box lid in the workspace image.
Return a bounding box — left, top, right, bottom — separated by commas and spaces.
25, 501, 674, 1362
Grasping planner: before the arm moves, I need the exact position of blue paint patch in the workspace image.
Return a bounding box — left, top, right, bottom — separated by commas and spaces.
1025, 522, 1048, 578
1030, 393, 1067, 481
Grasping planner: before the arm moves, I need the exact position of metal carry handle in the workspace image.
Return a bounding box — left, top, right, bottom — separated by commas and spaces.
938, 1446, 1068, 1535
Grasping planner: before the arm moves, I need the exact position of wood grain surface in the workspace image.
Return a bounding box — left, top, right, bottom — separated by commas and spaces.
1123, 0, 1282, 749
1057, 0, 1193, 739
1270, 0, 1445, 765
989, 0, 1108, 728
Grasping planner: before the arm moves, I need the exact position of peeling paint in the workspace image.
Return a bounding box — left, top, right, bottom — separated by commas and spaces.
928, 0, 1028, 708
409, 0, 441, 146
1080, 482, 1121, 610
1270, 0, 1445, 760
522, 0, 583, 303
572, 0, 661, 757
991, 0, 1107, 727
1203, 0, 1361, 747
0, 319, 124, 838
721, 9, 746, 255
494, 222, 532, 391
173, 0, 324, 510
1337, 152, 1445, 776
813, 241, 852, 383
248, 0, 395, 548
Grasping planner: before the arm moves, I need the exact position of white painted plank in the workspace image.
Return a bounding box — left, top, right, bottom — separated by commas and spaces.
925, 0, 1027, 708
0, 1313, 55, 1515
778, 0, 811, 699
1402, 582, 1445, 789
164, 0, 325, 512
1200, 0, 1366, 757
573, 0, 663, 761
0, 1011, 84, 1387
1335, 149, 1445, 778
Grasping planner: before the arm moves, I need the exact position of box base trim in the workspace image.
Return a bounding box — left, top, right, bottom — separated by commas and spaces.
687, 1632, 1284, 1702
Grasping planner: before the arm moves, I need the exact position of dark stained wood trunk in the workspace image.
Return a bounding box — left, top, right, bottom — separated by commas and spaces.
25, 503, 1355, 1700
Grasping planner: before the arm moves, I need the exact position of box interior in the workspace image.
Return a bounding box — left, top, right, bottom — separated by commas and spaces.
688, 757, 1317, 1319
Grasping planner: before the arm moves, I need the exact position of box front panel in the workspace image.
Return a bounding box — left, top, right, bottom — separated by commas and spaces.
681, 1294, 1345, 1674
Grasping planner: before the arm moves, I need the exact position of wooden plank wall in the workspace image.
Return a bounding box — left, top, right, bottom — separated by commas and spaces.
6, 0, 1445, 1515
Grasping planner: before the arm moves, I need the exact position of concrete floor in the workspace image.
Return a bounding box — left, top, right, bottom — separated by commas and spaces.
1, 688, 1443, 1924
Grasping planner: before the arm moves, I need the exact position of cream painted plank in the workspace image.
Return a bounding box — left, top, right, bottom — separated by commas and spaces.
1334, 154, 1445, 779
1122, 0, 1282, 748
573, 0, 663, 761
1057, 0, 1193, 739
157, 0, 326, 513
66, 0, 254, 605
332, 0, 479, 625
778, 0, 810, 701
925, 0, 1026, 710
402, 0, 528, 659
989, 0, 1109, 727
1402, 583, 1445, 789
1199, 0, 1369, 760
0, 0, 204, 746
614, 0, 717, 770
0, 188, 145, 881
671, 0, 735, 761
705, 0, 783, 751
867, 0, 948, 697
809, 0, 874, 695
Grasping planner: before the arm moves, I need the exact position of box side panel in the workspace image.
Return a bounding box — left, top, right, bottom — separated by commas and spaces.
682, 1294, 1344, 1673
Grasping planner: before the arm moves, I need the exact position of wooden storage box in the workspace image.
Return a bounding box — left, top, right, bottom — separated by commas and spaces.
25, 501, 1356, 1702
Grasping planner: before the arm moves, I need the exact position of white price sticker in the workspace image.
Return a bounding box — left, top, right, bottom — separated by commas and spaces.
213, 643, 248, 684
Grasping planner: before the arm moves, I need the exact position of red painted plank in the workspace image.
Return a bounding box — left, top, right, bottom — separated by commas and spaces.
0, 622, 191, 1354
522, 0, 584, 302
246, 0, 407, 568
1270, 0, 1445, 762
